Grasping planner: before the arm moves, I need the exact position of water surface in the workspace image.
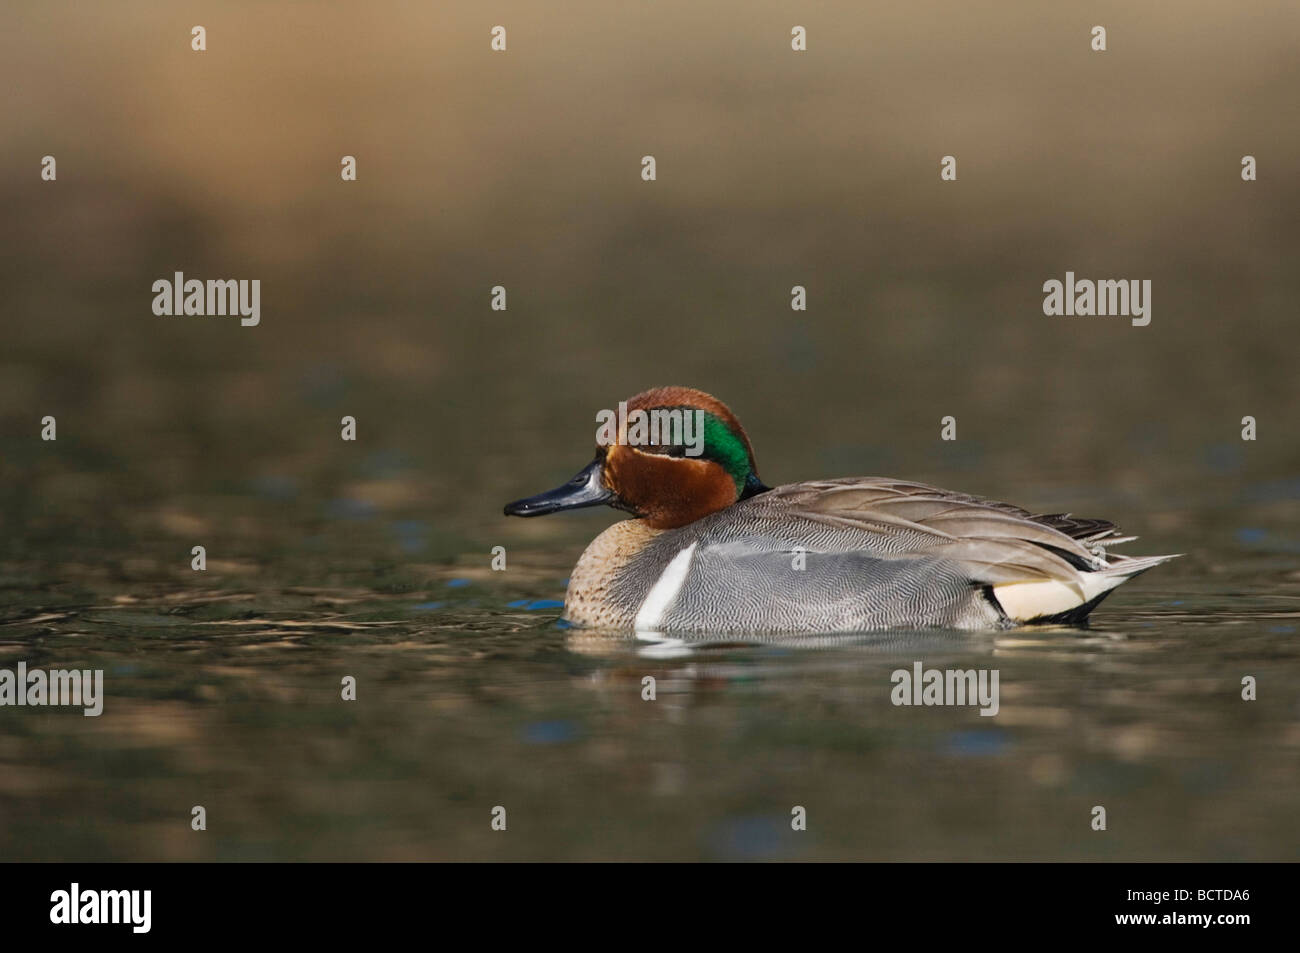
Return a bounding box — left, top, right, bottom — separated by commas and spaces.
2, 478, 1296, 861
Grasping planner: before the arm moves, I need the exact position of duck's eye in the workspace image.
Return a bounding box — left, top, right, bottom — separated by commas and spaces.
642, 443, 687, 458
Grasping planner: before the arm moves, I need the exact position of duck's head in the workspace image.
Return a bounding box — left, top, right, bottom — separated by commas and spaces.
504, 386, 769, 529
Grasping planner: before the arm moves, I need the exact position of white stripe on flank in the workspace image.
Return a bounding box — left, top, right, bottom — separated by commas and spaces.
634, 543, 698, 631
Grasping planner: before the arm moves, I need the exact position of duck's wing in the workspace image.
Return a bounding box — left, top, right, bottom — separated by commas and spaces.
767, 478, 1178, 620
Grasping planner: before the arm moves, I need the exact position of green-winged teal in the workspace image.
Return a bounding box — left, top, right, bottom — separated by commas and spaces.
504, 387, 1178, 633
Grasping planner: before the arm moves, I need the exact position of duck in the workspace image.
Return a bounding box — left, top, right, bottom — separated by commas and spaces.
504, 386, 1178, 633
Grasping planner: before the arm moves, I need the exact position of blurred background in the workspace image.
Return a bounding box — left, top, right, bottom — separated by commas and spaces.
0, 1, 1297, 861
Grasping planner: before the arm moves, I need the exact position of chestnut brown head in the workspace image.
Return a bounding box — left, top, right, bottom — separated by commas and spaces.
503, 387, 768, 530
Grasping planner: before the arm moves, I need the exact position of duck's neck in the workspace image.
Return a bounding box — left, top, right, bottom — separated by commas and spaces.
564, 519, 663, 627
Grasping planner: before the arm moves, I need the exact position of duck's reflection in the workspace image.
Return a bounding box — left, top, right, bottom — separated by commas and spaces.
566, 625, 993, 659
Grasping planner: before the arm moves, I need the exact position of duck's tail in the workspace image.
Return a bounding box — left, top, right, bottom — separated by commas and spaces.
993, 551, 1181, 625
